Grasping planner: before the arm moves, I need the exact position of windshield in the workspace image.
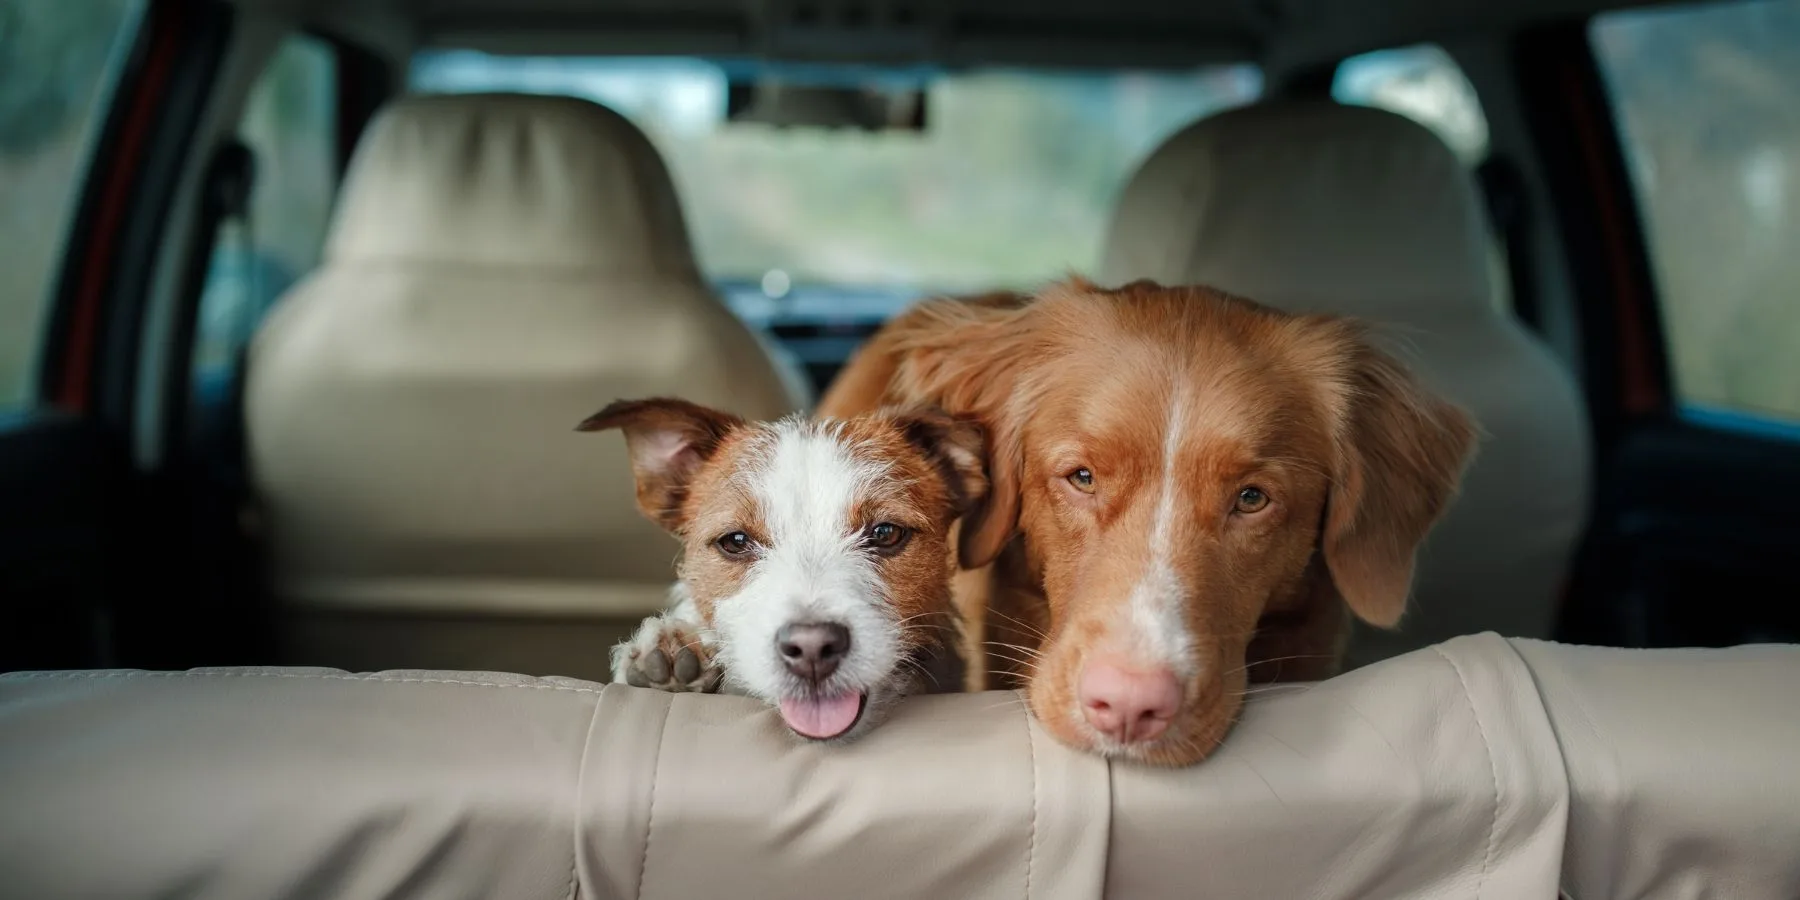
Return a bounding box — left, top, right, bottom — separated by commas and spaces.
408, 53, 1263, 297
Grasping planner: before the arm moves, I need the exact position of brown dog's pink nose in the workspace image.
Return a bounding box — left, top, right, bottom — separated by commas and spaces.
1078, 657, 1182, 744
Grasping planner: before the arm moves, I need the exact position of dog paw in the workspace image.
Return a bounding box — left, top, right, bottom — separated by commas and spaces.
613, 617, 723, 693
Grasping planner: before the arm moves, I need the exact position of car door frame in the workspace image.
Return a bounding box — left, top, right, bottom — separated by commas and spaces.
1515, 17, 1800, 649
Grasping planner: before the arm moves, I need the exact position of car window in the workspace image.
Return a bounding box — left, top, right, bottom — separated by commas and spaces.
1333, 44, 1511, 314
0, 0, 142, 410
408, 53, 1264, 320
1593, 0, 1800, 424
1333, 43, 1490, 164
191, 34, 337, 388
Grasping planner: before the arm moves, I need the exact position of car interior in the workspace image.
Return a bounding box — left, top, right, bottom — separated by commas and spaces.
2, 0, 1798, 896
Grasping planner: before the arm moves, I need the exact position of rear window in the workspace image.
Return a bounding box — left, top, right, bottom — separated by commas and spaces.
408, 54, 1263, 307
1593, 0, 1800, 424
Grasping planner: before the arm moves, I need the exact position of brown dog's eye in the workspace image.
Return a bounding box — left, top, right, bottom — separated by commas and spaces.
716, 531, 754, 556
1234, 487, 1270, 514
1067, 467, 1096, 493
866, 522, 910, 552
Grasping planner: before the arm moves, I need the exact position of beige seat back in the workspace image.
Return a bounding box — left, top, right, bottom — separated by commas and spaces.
8, 636, 1800, 898
1099, 99, 1591, 667
246, 93, 805, 677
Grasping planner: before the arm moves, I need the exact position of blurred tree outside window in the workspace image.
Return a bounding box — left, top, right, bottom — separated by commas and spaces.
409, 53, 1265, 297
1594, 0, 1800, 422
0, 0, 141, 410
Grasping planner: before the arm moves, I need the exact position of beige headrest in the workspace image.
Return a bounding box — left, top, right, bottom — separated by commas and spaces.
248, 92, 806, 623
326, 92, 699, 276
1100, 99, 1496, 323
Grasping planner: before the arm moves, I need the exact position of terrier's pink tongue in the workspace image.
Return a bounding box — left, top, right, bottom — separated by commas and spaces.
778, 693, 863, 739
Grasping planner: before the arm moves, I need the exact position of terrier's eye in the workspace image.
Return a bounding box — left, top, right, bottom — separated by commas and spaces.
866, 522, 910, 553
1067, 467, 1096, 493
716, 531, 754, 556
1234, 486, 1271, 514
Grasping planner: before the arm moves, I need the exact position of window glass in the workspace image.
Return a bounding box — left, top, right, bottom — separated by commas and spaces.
1593, 0, 1800, 422
1333, 44, 1490, 164
0, 0, 142, 410
1333, 43, 1511, 313
191, 35, 337, 384
408, 53, 1263, 317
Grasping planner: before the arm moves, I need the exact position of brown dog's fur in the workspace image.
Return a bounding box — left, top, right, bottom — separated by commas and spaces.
818, 276, 1478, 765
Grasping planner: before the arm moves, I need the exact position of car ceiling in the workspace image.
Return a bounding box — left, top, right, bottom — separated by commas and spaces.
240, 0, 1679, 71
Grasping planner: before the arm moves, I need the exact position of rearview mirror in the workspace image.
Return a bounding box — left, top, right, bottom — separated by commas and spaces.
726, 81, 926, 131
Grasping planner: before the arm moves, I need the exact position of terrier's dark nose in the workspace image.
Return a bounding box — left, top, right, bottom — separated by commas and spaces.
776, 622, 850, 682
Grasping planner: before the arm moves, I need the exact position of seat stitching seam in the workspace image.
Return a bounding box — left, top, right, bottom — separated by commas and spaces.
566, 692, 606, 900
635, 696, 677, 900
1433, 645, 1501, 899
1021, 688, 1038, 900
1, 671, 605, 694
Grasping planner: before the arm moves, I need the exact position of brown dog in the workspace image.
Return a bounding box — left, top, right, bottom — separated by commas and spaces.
818, 276, 1478, 766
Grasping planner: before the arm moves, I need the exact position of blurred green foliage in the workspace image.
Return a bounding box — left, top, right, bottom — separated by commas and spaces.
1595, 0, 1800, 418
0, 0, 132, 155
0, 0, 136, 407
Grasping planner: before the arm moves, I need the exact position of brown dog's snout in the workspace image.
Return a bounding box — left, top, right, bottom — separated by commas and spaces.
777, 622, 851, 682
1078, 655, 1183, 745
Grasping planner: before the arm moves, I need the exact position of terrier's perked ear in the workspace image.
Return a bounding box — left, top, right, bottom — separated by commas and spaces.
577, 397, 746, 532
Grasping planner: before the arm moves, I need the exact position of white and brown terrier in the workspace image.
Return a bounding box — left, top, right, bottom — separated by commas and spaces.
579, 397, 988, 742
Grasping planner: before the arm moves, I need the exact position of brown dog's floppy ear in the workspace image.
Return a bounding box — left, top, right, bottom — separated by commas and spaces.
889, 408, 991, 518
888, 296, 1036, 569
1320, 331, 1478, 628
576, 397, 745, 532
955, 412, 1024, 570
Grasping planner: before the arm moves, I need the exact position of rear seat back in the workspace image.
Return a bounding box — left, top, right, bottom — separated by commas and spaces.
245, 93, 806, 677
9, 637, 1800, 898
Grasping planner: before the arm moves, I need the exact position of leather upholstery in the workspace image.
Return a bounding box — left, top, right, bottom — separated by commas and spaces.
244, 94, 806, 676
4, 635, 1797, 898
1099, 99, 1591, 668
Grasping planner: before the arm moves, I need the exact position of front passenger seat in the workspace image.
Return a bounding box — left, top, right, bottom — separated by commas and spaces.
246, 93, 806, 679
1100, 99, 1591, 669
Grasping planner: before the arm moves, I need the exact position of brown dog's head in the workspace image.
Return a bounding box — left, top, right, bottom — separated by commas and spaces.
580, 399, 987, 741
886, 277, 1477, 765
